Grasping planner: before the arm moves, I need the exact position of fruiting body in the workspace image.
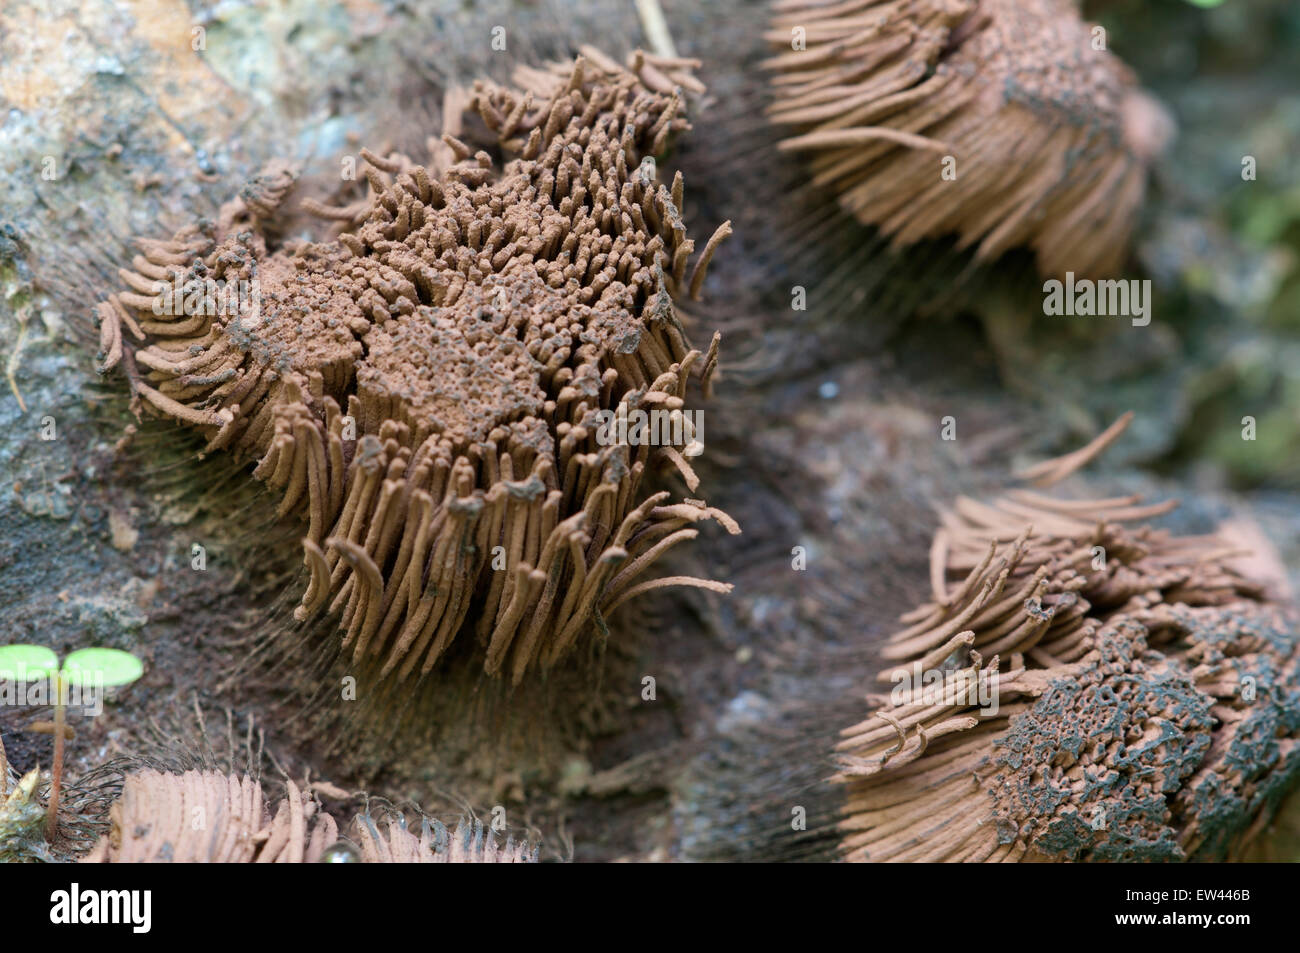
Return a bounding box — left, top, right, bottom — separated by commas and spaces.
837, 416, 1300, 861
81, 769, 535, 863
81, 770, 333, 863
96, 50, 737, 686
766, 0, 1172, 277
350, 812, 536, 863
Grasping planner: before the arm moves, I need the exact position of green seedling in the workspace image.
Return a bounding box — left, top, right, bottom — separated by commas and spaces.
0, 645, 144, 839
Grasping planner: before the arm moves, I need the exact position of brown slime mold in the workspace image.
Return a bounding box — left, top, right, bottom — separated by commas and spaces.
81, 769, 535, 863
765, 0, 1173, 278
95, 49, 739, 688
835, 414, 1300, 862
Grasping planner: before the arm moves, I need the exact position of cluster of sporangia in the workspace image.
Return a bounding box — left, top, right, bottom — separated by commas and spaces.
82, 769, 533, 863
85, 15, 1295, 867
765, 0, 1173, 277
836, 415, 1300, 862
96, 49, 738, 686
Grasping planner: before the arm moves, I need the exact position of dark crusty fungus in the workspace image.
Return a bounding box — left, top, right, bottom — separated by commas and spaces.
95, 49, 738, 686
765, 0, 1173, 277
836, 414, 1300, 861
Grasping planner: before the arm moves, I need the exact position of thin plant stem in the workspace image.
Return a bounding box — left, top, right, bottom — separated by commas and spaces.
46, 672, 64, 840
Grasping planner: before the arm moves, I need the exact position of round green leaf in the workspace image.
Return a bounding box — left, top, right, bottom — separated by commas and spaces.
0, 644, 59, 681
61, 648, 144, 688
